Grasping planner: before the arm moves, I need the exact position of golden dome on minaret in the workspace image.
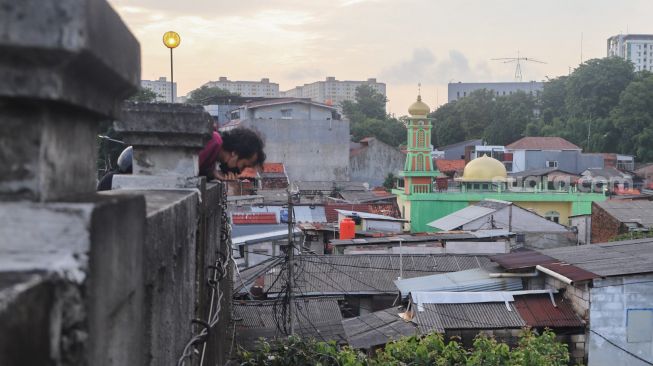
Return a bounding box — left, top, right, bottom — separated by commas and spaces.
408, 95, 430, 117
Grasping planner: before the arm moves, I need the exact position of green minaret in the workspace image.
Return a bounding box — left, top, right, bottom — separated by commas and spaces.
399, 92, 440, 194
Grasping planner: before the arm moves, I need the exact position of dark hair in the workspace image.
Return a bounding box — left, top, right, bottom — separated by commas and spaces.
221, 128, 266, 166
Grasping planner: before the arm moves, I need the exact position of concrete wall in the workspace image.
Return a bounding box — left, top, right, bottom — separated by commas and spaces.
350, 138, 406, 187
588, 274, 653, 366
247, 103, 334, 120
571, 215, 591, 244
241, 119, 350, 182
521, 151, 604, 174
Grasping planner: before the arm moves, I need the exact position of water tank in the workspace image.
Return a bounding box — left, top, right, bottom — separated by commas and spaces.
339, 218, 355, 240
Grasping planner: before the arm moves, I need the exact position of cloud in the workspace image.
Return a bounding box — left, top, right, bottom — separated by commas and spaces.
284, 67, 324, 80
380, 48, 493, 84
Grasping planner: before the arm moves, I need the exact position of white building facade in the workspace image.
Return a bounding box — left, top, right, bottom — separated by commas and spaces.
203, 77, 279, 97
141, 77, 176, 103
447, 81, 544, 102
281, 77, 386, 110
607, 34, 653, 71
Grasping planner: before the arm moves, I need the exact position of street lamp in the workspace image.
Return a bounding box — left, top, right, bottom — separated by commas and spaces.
163, 31, 180, 103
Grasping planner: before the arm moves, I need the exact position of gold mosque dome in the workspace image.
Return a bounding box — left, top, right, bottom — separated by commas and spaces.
459, 154, 508, 182
408, 95, 430, 117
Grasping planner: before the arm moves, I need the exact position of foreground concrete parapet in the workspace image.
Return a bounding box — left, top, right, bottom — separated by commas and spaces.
0, 0, 140, 202
0, 195, 146, 366
114, 102, 213, 177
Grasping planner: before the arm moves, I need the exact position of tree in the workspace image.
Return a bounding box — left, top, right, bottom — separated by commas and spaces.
611, 74, 653, 160
382, 173, 395, 190
484, 91, 536, 145
343, 85, 405, 147
186, 85, 239, 105
457, 89, 496, 139
128, 88, 160, 103
429, 101, 465, 148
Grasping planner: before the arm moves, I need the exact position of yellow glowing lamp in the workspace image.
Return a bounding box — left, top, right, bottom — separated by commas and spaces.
163, 31, 181, 49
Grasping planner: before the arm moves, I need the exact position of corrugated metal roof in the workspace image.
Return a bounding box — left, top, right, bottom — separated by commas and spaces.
489, 249, 558, 270
232, 228, 300, 245
234, 257, 283, 295
394, 267, 522, 297
514, 294, 584, 328
233, 297, 346, 350
427, 206, 497, 230
341, 307, 417, 349
414, 303, 525, 331
541, 239, 653, 277
339, 191, 396, 203
264, 254, 494, 295
538, 262, 599, 282
325, 203, 399, 222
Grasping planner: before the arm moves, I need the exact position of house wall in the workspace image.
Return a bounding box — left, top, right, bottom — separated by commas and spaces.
248, 103, 333, 120
240, 118, 350, 182
570, 215, 591, 244
517, 150, 603, 175
350, 139, 405, 187
591, 202, 623, 243
588, 274, 653, 366
363, 219, 403, 233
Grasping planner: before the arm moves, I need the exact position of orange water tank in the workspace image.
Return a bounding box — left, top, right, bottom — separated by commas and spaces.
339, 218, 355, 240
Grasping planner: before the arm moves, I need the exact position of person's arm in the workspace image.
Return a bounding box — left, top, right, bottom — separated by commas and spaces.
213, 169, 238, 181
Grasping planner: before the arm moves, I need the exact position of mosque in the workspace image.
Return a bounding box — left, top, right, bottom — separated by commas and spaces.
394, 95, 607, 233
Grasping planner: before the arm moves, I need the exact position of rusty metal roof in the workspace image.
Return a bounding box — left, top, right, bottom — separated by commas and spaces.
514, 294, 584, 328
489, 249, 557, 270
538, 262, 599, 282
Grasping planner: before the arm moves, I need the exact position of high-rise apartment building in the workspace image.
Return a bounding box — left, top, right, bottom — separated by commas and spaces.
607, 34, 653, 71
203, 77, 279, 97
448, 81, 544, 102
281, 77, 386, 110
141, 77, 176, 103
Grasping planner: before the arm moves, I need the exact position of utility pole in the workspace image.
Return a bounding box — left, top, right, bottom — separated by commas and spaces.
286, 189, 295, 335
398, 239, 403, 280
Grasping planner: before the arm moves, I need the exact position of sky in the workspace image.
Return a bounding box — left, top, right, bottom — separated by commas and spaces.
108, 0, 653, 114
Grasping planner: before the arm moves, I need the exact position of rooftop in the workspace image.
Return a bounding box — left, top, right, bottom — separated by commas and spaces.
341, 307, 417, 349
435, 159, 466, 173
506, 137, 581, 151
242, 97, 336, 111
233, 297, 346, 349
594, 200, 653, 227
325, 202, 399, 222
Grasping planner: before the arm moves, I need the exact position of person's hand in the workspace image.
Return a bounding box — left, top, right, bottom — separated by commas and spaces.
214, 170, 238, 181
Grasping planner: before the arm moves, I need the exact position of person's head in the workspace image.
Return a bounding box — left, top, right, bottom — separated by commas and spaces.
219, 128, 266, 174
116, 146, 133, 174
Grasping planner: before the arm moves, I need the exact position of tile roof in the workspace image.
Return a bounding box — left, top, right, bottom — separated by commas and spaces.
435, 159, 466, 173
513, 294, 584, 328
342, 307, 417, 349
325, 203, 399, 222
594, 200, 653, 227
232, 213, 277, 225
233, 297, 346, 349
581, 167, 631, 179
414, 302, 525, 332
338, 190, 395, 203
243, 97, 336, 110
262, 163, 285, 174
263, 254, 494, 296
506, 137, 581, 151
293, 181, 368, 192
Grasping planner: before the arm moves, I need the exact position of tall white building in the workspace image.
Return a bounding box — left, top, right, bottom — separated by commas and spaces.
141, 77, 176, 103
607, 34, 653, 71
203, 77, 279, 97
281, 77, 386, 110
448, 81, 544, 102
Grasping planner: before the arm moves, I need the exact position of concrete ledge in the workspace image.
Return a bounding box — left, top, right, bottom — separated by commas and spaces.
0, 0, 140, 117
111, 175, 205, 190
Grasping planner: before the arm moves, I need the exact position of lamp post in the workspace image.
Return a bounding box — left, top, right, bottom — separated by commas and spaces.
163, 31, 180, 103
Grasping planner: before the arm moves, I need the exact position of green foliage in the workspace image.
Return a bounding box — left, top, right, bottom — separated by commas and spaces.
128, 88, 160, 103
343, 85, 406, 147
383, 173, 396, 190
234, 329, 571, 366
609, 230, 653, 242
186, 85, 239, 105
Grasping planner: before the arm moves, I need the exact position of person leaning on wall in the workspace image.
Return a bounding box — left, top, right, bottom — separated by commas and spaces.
198, 127, 266, 181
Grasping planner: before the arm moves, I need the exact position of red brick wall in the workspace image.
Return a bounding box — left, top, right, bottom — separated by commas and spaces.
591, 202, 624, 243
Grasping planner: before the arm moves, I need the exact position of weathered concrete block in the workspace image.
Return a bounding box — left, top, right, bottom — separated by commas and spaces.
111, 175, 204, 190
0, 0, 140, 201
114, 103, 213, 177
0, 0, 140, 116
0, 195, 145, 366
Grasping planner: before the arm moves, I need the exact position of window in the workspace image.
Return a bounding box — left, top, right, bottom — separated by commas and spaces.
546, 160, 558, 168
627, 309, 653, 343
417, 129, 426, 147
545, 211, 560, 223
416, 155, 424, 170
281, 108, 293, 119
